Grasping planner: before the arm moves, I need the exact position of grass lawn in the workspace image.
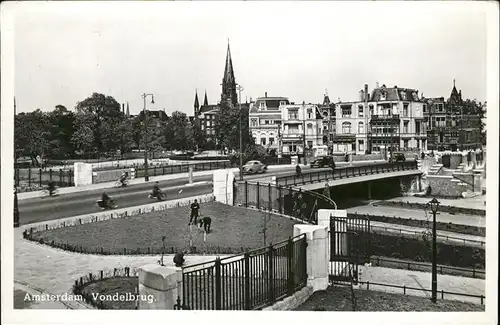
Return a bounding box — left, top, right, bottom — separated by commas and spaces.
80, 277, 138, 310
295, 286, 485, 311
31, 202, 301, 255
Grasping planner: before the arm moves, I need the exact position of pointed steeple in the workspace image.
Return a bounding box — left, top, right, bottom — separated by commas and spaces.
203, 90, 208, 106
194, 89, 200, 116
323, 88, 330, 106
126, 102, 130, 117
449, 79, 461, 105
221, 40, 238, 107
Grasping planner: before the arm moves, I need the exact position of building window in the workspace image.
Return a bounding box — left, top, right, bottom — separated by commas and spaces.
423, 104, 427, 113
288, 111, 298, 119
259, 102, 265, 109
358, 140, 364, 152
307, 123, 313, 134
280, 101, 287, 106
403, 104, 409, 117
261, 138, 266, 146
201, 125, 204, 130
307, 141, 313, 148
251, 119, 257, 127
342, 122, 352, 134
358, 105, 364, 118
380, 92, 387, 101
358, 122, 364, 134
369, 104, 374, 116
341, 107, 352, 118
269, 137, 275, 145
416, 121, 421, 134
288, 125, 299, 134
403, 139, 409, 149
403, 121, 409, 133
265, 120, 269, 125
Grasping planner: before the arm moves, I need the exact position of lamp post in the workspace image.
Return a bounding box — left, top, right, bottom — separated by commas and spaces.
428, 197, 440, 303
236, 84, 244, 181
14, 96, 20, 227
142, 93, 155, 182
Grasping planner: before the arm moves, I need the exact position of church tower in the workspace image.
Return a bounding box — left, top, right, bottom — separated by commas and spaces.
203, 90, 208, 106
221, 40, 238, 107
194, 89, 200, 116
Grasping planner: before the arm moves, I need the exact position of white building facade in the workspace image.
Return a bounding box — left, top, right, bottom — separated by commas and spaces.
280, 104, 324, 156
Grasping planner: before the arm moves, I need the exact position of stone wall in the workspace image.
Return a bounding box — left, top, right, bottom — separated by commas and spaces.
426, 175, 464, 198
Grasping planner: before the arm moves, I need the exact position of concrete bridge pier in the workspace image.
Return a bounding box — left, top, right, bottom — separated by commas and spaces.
367, 182, 372, 200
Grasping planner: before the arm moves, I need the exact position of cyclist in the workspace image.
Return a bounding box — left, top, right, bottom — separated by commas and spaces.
119, 171, 129, 186
295, 164, 302, 176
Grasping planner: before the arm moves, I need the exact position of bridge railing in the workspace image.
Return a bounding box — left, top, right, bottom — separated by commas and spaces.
276, 161, 418, 186
233, 180, 337, 225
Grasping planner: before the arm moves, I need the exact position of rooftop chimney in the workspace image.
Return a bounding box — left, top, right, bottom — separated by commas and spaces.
376, 82, 379, 88
265, 92, 267, 98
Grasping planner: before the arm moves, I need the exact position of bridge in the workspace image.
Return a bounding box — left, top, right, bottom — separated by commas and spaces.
232, 161, 422, 223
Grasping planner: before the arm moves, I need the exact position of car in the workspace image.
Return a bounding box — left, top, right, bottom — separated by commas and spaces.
310, 156, 336, 168
243, 160, 267, 174
390, 152, 406, 163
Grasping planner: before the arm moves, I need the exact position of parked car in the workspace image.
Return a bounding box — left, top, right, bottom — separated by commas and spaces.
310, 156, 336, 168
243, 160, 267, 174
390, 152, 406, 163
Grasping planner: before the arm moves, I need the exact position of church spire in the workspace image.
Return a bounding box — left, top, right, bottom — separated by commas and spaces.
194, 89, 200, 115
126, 102, 130, 117
203, 90, 208, 106
221, 40, 238, 107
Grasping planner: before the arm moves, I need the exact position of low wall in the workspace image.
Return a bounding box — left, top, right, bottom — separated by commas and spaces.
93, 167, 135, 184
262, 286, 313, 311
352, 153, 384, 161
452, 172, 482, 192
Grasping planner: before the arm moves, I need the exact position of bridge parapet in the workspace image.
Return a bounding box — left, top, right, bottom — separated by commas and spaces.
275, 161, 418, 187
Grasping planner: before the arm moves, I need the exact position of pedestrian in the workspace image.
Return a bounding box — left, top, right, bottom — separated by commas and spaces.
189, 199, 200, 225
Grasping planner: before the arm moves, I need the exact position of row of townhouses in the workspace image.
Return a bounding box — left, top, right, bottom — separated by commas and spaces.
136, 42, 483, 156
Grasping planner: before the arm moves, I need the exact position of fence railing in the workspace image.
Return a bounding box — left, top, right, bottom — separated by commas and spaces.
72, 266, 139, 309
233, 180, 337, 224
14, 168, 74, 192
181, 234, 307, 310
275, 161, 418, 186
369, 256, 485, 279
358, 281, 485, 305
96, 160, 231, 174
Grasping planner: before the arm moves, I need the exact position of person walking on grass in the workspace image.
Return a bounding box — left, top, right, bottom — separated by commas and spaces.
189, 199, 200, 225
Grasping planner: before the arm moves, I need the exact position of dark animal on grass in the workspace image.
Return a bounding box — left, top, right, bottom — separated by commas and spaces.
199, 216, 212, 233
173, 252, 185, 267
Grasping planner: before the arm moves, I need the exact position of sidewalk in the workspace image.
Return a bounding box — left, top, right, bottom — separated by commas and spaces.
387, 195, 486, 211
359, 265, 485, 305
18, 164, 298, 200
13, 227, 229, 309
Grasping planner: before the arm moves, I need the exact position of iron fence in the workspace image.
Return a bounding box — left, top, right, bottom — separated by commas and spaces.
359, 281, 485, 305
14, 168, 74, 192
181, 234, 307, 310
369, 256, 485, 279
233, 180, 337, 224
105, 160, 231, 176
275, 161, 418, 186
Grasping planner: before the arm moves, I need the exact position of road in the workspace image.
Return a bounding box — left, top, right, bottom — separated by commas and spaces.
19, 167, 326, 225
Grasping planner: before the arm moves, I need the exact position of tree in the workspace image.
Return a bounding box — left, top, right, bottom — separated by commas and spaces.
213, 101, 255, 153
71, 93, 123, 157
14, 109, 51, 166
164, 111, 194, 151
47, 105, 75, 159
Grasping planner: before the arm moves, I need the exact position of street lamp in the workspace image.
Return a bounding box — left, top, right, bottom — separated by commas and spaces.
142, 93, 155, 182
428, 197, 440, 303
14, 188, 20, 228
236, 84, 244, 181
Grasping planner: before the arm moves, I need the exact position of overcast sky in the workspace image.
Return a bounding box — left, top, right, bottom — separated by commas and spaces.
12, 1, 490, 115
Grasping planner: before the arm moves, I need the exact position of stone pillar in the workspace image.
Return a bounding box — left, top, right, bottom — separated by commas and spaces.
213, 169, 235, 205
73, 162, 93, 187
137, 264, 182, 310
188, 166, 193, 184
367, 182, 372, 200
293, 224, 328, 292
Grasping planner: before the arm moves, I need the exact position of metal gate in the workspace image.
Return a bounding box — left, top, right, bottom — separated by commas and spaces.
329, 215, 370, 284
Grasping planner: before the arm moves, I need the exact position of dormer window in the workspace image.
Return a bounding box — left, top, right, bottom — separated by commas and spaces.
259, 101, 265, 109
307, 109, 313, 119
280, 101, 287, 106
380, 92, 387, 101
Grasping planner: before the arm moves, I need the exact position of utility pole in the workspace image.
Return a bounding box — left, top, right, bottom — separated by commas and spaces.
236, 84, 244, 181
142, 93, 155, 182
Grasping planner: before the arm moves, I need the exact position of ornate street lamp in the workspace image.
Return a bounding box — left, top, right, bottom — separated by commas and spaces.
142, 93, 155, 182
236, 84, 244, 181
428, 197, 440, 303
14, 187, 20, 228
